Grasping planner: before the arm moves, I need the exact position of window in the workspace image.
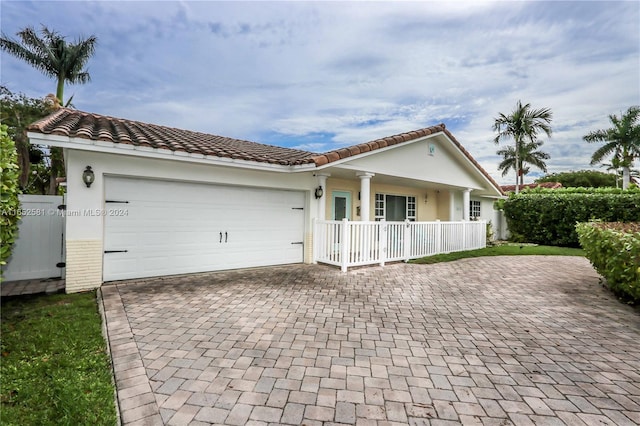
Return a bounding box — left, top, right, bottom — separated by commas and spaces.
374, 194, 416, 221
470, 200, 481, 220
407, 196, 416, 220
375, 193, 385, 220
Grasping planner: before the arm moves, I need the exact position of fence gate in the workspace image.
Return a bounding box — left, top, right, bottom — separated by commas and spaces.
2, 195, 64, 281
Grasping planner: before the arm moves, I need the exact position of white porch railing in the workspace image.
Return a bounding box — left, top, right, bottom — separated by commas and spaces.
314, 219, 486, 272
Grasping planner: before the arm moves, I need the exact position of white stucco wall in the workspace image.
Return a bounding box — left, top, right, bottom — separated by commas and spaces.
339, 136, 488, 192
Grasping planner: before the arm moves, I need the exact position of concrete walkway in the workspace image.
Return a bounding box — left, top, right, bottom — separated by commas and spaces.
100, 256, 640, 425
1, 278, 65, 297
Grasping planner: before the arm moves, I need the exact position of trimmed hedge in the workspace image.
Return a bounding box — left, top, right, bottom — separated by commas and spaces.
503, 188, 640, 247
576, 222, 640, 304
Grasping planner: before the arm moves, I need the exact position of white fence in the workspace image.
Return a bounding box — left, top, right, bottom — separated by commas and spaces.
2, 195, 64, 281
314, 219, 486, 272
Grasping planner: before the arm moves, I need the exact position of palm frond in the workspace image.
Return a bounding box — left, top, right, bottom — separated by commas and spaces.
2, 25, 98, 102
585, 105, 640, 172
0, 33, 56, 78
590, 142, 619, 165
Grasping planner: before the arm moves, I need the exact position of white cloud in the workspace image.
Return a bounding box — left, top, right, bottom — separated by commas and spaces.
1, 0, 638, 186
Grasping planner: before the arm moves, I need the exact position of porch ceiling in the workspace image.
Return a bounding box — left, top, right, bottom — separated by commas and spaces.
321, 166, 499, 197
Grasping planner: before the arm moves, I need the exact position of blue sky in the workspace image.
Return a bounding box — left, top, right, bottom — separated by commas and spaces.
2, 1, 639, 185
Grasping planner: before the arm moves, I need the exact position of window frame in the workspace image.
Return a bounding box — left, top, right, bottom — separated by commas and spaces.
374, 193, 417, 221
470, 199, 481, 220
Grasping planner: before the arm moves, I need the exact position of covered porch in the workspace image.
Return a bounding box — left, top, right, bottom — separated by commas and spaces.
309, 168, 493, 271
307, 130, 502, 270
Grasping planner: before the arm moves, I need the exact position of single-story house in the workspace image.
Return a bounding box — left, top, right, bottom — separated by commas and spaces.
27, 108, 504, 292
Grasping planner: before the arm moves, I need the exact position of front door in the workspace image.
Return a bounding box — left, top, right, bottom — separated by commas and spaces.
332, 191, 352, 220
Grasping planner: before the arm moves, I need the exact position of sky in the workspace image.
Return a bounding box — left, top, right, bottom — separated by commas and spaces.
1, 1, 639, 185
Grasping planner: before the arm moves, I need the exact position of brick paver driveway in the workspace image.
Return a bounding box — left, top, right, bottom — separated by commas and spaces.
100, 256, 640, 425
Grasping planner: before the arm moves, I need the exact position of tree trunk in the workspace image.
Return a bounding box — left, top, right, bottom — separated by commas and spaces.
47, 160, 58, 195
622, 167, 630, 189
46, 81, 65, 195
47, 146, 64, 195
56, 77, 65, 105
16, 137, 30, 189
514, 139, 520, 194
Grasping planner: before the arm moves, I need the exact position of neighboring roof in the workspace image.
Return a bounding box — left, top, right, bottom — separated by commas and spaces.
28, 108, 503, 194
501, 182, 563, 192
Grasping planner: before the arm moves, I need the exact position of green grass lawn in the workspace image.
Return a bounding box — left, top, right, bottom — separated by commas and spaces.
410, 244, 585, 264
1, 292, 117, 426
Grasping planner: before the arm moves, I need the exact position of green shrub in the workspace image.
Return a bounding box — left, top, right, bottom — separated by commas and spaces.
576, 222, 640, 303
536, 170, 617, 188
1, 124, 21, 276
503, 188, 640, 247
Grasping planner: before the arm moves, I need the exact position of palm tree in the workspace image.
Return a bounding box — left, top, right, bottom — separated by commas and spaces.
497, 140, 550, 186
1, 26, 97, 194
600, 148, 626, 188
493, 100, 553, 193
584, 106, 640, 189
1, 26, 97, 105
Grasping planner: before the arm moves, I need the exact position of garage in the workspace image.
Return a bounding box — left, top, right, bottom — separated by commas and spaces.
103, 176, 306, 281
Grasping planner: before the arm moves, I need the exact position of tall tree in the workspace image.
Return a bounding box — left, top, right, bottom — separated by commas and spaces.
492, 100, 553, 193
497, 140, 550, 185
1, 26, 97, 194
583, 106, 640, 189
0, 87, 55, 191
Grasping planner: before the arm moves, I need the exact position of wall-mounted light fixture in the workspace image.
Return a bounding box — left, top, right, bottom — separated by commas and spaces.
314, 186, 324, 199
82, 166, 95, 188
424, 193, 429, 204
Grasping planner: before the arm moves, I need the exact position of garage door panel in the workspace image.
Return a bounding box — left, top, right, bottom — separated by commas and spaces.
104, 177, 305, 281
142, 256, 173, 271
103, 256, 138, 278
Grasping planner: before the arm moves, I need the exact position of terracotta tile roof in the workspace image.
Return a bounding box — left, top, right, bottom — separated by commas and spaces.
27, 108, 316, 166
501, 182, 563, 192
28, 108, 503, 194
311, 124, 446, 166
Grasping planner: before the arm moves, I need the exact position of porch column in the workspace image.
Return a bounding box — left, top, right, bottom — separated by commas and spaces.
463, 188, 472, 221
315, 173, 330, 220
356, 172, 375, 221
449, 191, 456, 221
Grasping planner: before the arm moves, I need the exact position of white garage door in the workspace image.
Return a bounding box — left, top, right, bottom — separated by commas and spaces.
103, 176, 305, 281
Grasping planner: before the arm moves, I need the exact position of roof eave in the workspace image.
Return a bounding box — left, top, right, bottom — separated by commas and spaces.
441, 129, 505, 197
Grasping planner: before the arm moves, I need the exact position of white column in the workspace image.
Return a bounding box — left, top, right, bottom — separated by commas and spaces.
315, 173, 330, 220
463, 188, 472, 221
449, 191, 456, 221
356, 172, 375, 221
